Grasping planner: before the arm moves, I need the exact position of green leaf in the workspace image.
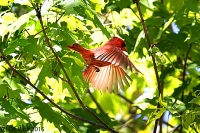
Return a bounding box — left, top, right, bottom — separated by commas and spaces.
116, 0, 131, 9
0, 110, 10, 125
92, 15, 111, 39
0, 98, 30, 121
60, 0, 83, 15
71, 108, 118, 127
57, 29, 76, 45
3, 77, 24, 91
160, 67, 174, 82
184, 0, 199, 12
157, 39, 176, 53
182, 111, 196, 129
61, 1, 111, 39
35, 60, 51, 89
167, 33, 188, 52
147, 108, 166, 124
0, 84, 8, 97
33, 97, 78, 132
1, 77, 28, 98
4, 39, 29, 54
133, 30, 145, 53
24, 41, 42, 55
0, 0, 13, 6
189, 97, 200, 106
149, 47, 166, 65
63, 54, 84, 68
158, 95, 167, 108
11, 14, 29, 33
154, 13, 175, 41
172, 78, 191, 98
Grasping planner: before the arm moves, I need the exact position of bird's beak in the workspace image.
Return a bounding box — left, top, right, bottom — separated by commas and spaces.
67, 43, 81, 52
67, 45, 73, 49
67, 45, 76, 52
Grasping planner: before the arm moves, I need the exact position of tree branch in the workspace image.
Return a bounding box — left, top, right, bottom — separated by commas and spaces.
180, 44, 192, 133
87, 89, 105, 113
117, 93, 133, 104
181, 44, 192, 101
54, 73, 105, 113
0, 49, 107, 130
34, 6, 118, 133
133, 0, 162, 132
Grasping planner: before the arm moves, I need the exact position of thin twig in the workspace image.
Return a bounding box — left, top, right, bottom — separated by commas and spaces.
87, 89, 105, 113
24, 29, 31, 36
117, 116, 134, 131
0, 49, 106, 130
172, 125, 181, 133
163, 120, 174, 128
103, 11, 111, 24
133, 0, 162, 132
181, 44, 192, 101
34, 12, 65, 37
117, 93, 133, 104
159, 65, 165, 133
159, 114, 164, 133
117, 93, 142, 112
34, 6, 117, 133
117, 93, 143, 111
180, 44, 192, 133
34, 27, 48, 37
55, 73, 105, 113
134, 0, 162, 93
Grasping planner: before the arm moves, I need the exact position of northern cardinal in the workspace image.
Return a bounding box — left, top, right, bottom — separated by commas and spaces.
67, 37, 140, 93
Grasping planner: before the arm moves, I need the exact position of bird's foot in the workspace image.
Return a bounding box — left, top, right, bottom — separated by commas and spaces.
93, 66, 100, 72
82, 65, 100, 72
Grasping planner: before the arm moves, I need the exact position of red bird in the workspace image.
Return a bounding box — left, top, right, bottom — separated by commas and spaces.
67, 37, 140, 93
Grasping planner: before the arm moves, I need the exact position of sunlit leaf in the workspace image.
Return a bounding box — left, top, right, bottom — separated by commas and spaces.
0, 98, 30, 121
158, 95, 167, 108
0, 0, 13, 6
147, 108, 166, 124
189, 97, 200, 106
1, 0, 200, 132
35, 60, 51, 89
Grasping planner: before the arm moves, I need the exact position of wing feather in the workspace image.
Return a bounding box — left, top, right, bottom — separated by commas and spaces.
100, 66, 109, 93
107, 66, 113, 93
112, 66, 118, 93
116, 67, 124, 91
93, 45, 140, 72
82, 64, 131, 93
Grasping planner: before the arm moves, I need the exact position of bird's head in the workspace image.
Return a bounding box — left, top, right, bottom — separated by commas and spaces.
67, 43, 82, 51
108, 37, 127, 51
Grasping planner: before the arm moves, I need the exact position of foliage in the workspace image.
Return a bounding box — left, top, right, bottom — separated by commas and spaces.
0, 0, 200, 132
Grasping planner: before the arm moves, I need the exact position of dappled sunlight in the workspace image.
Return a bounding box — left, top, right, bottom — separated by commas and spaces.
0, 0, 200, 132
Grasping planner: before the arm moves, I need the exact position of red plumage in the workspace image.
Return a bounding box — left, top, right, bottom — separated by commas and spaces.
67, 37, 140, 93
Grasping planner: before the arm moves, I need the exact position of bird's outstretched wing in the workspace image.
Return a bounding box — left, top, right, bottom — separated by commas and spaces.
93, 45, 140, 73
82, 64, 132, 93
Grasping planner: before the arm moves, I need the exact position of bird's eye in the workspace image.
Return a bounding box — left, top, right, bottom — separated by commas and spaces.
122, 42, 126, 47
